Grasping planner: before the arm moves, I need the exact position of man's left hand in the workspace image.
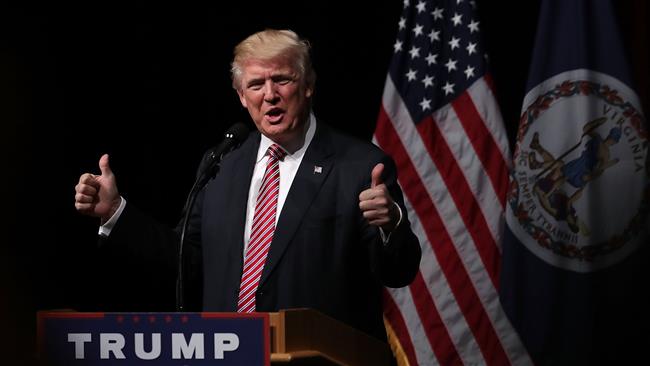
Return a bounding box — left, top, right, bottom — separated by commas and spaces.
359, 163, 400, 232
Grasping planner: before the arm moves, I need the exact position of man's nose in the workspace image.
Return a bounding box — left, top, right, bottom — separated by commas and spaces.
263, 81, 280, 103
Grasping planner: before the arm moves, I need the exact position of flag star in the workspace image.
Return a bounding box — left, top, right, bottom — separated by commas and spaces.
413, 24, 424, 37
406, 69, 417, 81
431, 7, 444, 20
425, 53, 438, 65
428, 29, 440, 42
468, 20, 480, 33
403, 0, 409, 8
466, 41, 477, 55
456, 0, 464, 4
445, 58, 457, 72
398, 17, 406, 30
419, 97, 432, 111
393, 40, 403, 53
408, 46, 421, 59
416, 0, 426, 13
464, 65, 475, 79
449, 37, 460, 50
451, 12, 463, 26
470, 0, 477, 8
443, 82, 455, 95
422, 74, 434, 87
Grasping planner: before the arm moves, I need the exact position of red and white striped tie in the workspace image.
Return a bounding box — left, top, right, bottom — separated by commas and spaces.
237, 143, 286, 313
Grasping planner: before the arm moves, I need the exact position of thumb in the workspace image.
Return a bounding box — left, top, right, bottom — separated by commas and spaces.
98, 153, 113, 177
371, 163, 384, 188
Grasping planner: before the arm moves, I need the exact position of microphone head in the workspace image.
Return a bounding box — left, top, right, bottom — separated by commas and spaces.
224, 122, 249, 143
203, 122, 250, 169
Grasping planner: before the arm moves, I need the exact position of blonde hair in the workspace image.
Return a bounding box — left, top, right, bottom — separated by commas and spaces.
231, 29, 316, 90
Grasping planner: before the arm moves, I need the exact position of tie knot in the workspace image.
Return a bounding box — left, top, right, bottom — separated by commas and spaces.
268, 144, 287, 161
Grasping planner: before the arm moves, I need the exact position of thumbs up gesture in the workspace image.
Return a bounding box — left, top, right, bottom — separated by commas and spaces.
359, 163, 400, 232
74, 154, 121, 221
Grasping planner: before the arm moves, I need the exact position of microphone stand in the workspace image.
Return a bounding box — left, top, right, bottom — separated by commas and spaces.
175, 153, 221, 312
174, 122, 248, 312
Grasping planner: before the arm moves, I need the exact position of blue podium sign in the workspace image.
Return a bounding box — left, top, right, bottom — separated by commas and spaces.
37, 312, 269, 365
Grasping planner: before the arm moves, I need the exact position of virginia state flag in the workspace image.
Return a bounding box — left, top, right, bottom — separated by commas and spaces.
500, 0, 649, 364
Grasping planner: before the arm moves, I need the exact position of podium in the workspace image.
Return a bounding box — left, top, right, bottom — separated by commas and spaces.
269, 309, 391, 365
38, 309, 391, 366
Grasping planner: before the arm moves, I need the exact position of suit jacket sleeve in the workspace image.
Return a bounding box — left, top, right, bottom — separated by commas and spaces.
97, 183, 205, 309
363, 155, 421, 288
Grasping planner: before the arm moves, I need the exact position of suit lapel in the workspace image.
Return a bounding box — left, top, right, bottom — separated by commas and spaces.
224, 132, 260, 273
259, 123, 334, 286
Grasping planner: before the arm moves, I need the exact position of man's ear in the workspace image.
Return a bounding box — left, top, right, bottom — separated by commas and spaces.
305, 86, 313, 98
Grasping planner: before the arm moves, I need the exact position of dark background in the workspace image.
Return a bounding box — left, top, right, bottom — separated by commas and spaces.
1, 0, 648, 364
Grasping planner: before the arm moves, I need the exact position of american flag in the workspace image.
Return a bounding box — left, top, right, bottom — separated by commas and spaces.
373, 0, 531, 364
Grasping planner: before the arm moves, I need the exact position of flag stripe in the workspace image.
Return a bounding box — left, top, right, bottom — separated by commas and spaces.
452, 91, 509, 208
473, 75, 511, 168
419, 95, 532, 365
382, 290, 420, 365
410, 273, 464, 366
376, 103, 509, 365
400, 195, 485, 365
376, 111, 460, 364
466, 78, 512, 251
384, 283, 438, 365
428, 87, 505, 255
416, 115, 501, 287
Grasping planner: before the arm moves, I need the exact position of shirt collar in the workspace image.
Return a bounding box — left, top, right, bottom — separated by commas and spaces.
256, 112, 317, 163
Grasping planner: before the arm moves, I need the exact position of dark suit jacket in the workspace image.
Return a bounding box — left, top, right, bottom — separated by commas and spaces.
106, 122, 421, 341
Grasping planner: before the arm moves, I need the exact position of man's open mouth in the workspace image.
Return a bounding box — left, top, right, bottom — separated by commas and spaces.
265, 108, 285, 122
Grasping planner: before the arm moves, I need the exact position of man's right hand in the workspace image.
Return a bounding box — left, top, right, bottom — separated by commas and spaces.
74, 154, 121, 221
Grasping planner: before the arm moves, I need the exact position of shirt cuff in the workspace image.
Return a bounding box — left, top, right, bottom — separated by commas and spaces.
98, 197, 126, 237
378, 201, 404, 245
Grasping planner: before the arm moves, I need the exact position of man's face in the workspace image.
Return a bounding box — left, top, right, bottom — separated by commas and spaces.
237, 57, 313, 147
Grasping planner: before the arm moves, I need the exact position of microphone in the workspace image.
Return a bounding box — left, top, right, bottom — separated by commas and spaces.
176, 122, 249, 311
197, 122, 250, 185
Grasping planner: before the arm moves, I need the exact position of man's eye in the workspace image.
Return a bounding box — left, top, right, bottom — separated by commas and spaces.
273, 77, 292, 85
249, 84, 263, 90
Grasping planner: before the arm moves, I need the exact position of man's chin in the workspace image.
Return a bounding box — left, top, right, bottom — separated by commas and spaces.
264, 128, 304, 147
261, 126, 288, 139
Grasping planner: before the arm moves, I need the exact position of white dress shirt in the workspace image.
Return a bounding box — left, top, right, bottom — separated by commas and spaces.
243, 113, 316, 252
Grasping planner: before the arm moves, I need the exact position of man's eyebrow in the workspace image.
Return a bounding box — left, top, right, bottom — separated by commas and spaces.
245, 77, 265, 86
272, 73, 293, 80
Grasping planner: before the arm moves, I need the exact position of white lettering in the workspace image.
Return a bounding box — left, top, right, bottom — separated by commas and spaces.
67, 333, 91, 359
214, 333, 239, 359
134, 333, 161, 360
172, 333, 205, 359
100, 333, 126, 359
65, 331, 242, 360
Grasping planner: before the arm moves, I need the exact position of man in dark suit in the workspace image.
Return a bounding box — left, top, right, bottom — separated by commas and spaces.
74, 29, 421, 341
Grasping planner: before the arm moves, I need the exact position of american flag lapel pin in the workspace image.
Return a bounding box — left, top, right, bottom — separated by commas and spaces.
313, 165, 322, 174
